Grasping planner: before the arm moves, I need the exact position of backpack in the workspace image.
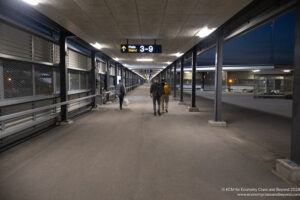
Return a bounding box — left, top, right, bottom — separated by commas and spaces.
120, 85, 125, 95
164, 84, 170, 95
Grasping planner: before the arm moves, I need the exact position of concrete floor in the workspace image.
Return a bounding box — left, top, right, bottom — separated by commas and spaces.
183, 90, 292, 118
0, 84, 297, 200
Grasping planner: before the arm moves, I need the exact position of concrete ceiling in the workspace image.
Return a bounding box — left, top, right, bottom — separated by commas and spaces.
29, 0, 252, 77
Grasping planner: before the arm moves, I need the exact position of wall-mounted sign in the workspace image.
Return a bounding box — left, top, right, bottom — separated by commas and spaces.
121, 44, 162, 53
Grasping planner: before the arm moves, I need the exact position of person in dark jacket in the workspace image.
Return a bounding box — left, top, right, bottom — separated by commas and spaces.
150, 78, 163, 116
116, 79, 126, 110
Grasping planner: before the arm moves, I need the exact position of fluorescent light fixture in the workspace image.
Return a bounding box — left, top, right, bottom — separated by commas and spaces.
283, 69, 291, 73
136, 58, 153, 62
175, 52, 183, 57
252, 70, 261, 73
166, 61, 171, 65
22, 0, 39, 5
124, 64, 129, 67
114, 57, 119, 61
90, 42, 102, 50
196, 26, 216, 38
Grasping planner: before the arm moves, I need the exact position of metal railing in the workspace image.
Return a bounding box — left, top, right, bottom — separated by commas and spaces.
0, 94, 96, 139
0, 84, 141, 139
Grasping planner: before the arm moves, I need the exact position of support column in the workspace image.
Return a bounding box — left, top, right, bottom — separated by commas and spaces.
180, 56, 184, 102
121, 66, 124, 82
59, 33, 68, 122
276, 1, 300, 182
173, 61, 177, 98
165, 70, 168, 84
130, 72, 132, 88
209, 28, 226, 126
114, 63, 118, 87
106, 60, 110, 91
91, 50, 96, 108
201, 72, 205, 91
188, 48, 199, 112
169, 67, 172, 89
125, 69, 127, 88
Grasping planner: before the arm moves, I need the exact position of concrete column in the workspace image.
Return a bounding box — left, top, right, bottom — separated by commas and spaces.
209, 28, 227, 126
173, 61, 177, 98
59, 33, 68, 122
180, 56, 184, 102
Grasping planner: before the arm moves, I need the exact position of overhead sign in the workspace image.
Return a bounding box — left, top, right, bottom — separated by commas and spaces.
121, 44, 162, 53
143, 69, 153, 73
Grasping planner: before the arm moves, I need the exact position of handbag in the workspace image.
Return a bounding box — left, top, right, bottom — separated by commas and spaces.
123, 98, 129, 106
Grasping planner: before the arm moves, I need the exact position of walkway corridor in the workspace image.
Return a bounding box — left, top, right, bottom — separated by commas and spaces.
0, 85, 295, 200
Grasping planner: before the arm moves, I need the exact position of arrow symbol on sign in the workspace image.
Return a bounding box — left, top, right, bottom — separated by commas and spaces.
122, 46, 126, 52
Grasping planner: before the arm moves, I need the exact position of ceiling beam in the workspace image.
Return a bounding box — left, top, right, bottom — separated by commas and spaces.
161, 0, 296, 73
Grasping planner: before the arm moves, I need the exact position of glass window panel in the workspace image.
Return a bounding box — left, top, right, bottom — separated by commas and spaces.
35, 65, 53, 95
69, 70, 80, 90
3, 60, 33, 98
80, 72, 89, 90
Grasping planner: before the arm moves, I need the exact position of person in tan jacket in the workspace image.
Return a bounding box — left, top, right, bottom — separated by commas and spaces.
161, 79, 170, 112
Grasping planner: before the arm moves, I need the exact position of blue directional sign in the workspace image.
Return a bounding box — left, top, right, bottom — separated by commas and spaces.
121, 44, 162, 53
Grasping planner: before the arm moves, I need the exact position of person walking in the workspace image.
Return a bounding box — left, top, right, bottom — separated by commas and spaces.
116, 79, 125, 110
150, 78, 163, 116
161, 79, 170, 112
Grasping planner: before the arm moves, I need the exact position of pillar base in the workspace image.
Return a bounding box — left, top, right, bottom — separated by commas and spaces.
57, 120, 74, 126
188, 107, 200, 112
178, 101, 185, 105
276, 159, 300, 181
208, 120, 227, 127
